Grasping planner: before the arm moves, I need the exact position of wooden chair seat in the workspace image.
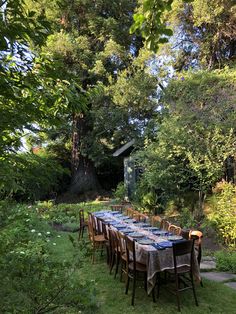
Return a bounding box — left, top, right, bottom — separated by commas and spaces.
94, 234, 106, 242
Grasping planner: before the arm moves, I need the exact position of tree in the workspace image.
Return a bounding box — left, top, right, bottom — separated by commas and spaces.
133, 0, 236, 68
136, 67, 236, 216
130, 0, 193, 51
32, 0, 159, 195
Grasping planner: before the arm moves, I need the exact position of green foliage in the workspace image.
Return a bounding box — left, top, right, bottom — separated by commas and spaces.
215, 250, 236, 274
0, 152, 67, 201
134, 67, 236, 215
164, 0, 236, 68
207, 181, 236, 248
113, 182, 126, 201
130, 0, 193, 51
38, 200, 111, 224
29, 0, 160, 194
178, 207, 198, 229
133, 180, 160, 214
0, 201, 97, 313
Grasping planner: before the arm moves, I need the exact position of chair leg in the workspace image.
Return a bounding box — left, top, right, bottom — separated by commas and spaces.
106, 246, 110, 265
81, 226, 85, 238
78, 228, 82, 240
144, 272, 147, 291
92, 246, 95, 264
114, 253, 120, 279
131, 274, 136, 306
175, 274, 181, 312
125, 276, 130, 294
110, 252, 115, 274
120, 260, 124, 282
156, 273, 160, 298
190, 274, 199, 306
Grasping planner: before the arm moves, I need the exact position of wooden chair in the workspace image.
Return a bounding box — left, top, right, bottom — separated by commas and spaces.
111, 204, 124, 212
117, 231, 128, 282
151, 215, 162, 228
87, 214, 106, 263
133, 212, 148, 222
189, 230, 203, 265
157, 239, 198, 311
168, 224, 182, 236
108, 228, 120, 277
160, 219, 170, 231
78, 209, 88, 240
101, 220, 110, 265
189, 230, 203, 287
95, 217, 104, 235
124, 236, 148, 305
126, 207, 136, 217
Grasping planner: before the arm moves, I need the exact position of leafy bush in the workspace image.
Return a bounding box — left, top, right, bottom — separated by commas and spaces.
215, 250, 236, 274
38, 200, 111, 224
0, 201, 98, 313
178, 207, 198, 229
0, 152, 68, 201
113, 182, 126, 201
207, 181, 236, 248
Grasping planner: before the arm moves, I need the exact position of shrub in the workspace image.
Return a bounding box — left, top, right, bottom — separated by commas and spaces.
178, 207, 198, 229
0, 201, 98, 313
0, 152, 68, 201
215, 250, 236, 274
113, 182, 126, 201
207, 181, 236, 248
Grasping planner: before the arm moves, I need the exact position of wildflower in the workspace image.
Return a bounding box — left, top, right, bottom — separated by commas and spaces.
57, 235, 61, 238
46, 231, 51, 235
28, 205, 32, 208
53, 243, 56, 246
31, 229, 36, 233
181, 76, 185, 81
20, 251, 25, 254
46, 239, 50, 242
38, 232, 42, 236
26, 219, 30, 222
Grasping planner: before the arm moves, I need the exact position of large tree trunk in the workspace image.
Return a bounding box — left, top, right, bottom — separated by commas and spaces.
69, 155, 100, 194
69, 112, 101, 194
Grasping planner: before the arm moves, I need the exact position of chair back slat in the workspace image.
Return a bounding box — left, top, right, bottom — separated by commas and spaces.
151, 215, 162, 227
169, 224, 182, 236
160, 219, 170, 231
173, 239, 194, 257
125, 236, 136, 267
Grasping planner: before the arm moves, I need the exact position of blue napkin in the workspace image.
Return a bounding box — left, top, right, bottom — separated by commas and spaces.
158, 241, 173, 248
123, 230, 133, 234
151, 243, 165, 250
115, 226, 127, 230
153, 231, 169, 236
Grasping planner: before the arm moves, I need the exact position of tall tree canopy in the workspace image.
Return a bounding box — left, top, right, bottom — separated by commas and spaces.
30, 0, 159, 194
132, 0, 236, 68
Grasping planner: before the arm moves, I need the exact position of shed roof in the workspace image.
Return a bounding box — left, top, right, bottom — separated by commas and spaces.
112, 139, 135, 157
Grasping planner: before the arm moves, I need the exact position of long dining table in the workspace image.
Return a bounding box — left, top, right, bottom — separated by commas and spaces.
93, 210, 201, 295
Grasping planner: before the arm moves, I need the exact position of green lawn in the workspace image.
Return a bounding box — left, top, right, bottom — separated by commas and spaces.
52, 231, 236, 314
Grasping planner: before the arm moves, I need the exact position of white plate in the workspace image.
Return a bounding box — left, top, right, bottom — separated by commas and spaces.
167, 235, 183, 241
137, 239, 154, 245
129, 232, 144, 238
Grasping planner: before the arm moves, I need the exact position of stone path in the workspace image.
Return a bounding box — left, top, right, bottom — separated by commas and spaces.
200, 256, 236, 290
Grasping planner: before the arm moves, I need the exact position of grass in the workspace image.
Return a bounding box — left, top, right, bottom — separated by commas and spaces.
51, 230, 236, 314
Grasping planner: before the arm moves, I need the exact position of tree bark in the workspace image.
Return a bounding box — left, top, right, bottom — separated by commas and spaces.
69, 155, 100, 194
70, 113, 101, 194
71, 113, 79, 176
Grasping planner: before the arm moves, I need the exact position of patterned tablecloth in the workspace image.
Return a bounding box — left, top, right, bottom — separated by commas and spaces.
93, 211, 201, 294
